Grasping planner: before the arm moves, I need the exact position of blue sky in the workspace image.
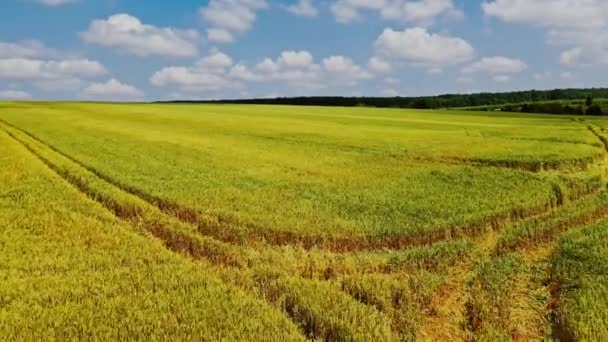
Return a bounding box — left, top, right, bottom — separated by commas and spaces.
0, 0, 606, 101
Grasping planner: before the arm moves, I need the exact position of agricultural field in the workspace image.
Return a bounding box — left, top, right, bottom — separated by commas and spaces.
1, 101, 608, 340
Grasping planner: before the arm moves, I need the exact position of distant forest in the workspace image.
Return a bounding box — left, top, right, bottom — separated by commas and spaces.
161, 88, 608, 112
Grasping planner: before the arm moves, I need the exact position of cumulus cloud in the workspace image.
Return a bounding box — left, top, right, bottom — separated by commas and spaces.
0, 40, 106, 98
0, 40, 66, 59
552, 30, 608, 65
84, 79, 143, 98
151, 49, 373, 94
277, 50, 314, 68
374, 27, 474, 66
368, 56, 392, 73
331, 0, 461, 25
381, 0, 463, 25
200, 0, 267, 43
483, 0, 608, 65
0, 58, 106, 80
0, 90, 32, 100
322, 55, 372, 81
150, 49, 238, 91
207, 28, 234, 43
81, 14, 199, 57
286, 0, 319, 17
482, 0, 606, 30
463, 56, 527, 74
331, 0, 384, 23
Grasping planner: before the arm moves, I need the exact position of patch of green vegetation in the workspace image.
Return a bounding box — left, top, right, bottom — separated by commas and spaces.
459, 98, 608, 116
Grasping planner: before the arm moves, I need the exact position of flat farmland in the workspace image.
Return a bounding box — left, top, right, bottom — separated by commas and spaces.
1, 102, 608, 340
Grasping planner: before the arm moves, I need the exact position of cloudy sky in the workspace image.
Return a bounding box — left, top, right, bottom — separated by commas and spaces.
0, 0, 606, 101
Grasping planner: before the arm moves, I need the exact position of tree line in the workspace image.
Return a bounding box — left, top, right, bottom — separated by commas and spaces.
160, 88, 608, 112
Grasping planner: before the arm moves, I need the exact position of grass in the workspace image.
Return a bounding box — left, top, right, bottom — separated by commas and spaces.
1, 101, 608, 339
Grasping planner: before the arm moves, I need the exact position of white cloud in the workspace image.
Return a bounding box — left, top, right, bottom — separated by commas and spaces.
81, 14, 199, 57
374, 27, 474, 66
381, 0, 463, 25
278, 50, 314, 68
0, 40, 66, 59
200, 0, 267, 43
0, 90, 32, 100
427, 67, 442, 74
151, 49, 373, 94
483, 0, 608, 66
482, 0, 607, 30
331, 0, 461, 25
322, 55, 372, 81
150, 49, 238, 91
286, 0, 319, 17
197, 49, 233, 70
84, 79, 143, 98
151, 66, 236, 91
0, 58, 106, 80
331, 0, 384, 23
368, 56, 392, 73
229, 64, 263, 81
207, 28, 235, 43
251, 51, 323, 86
463, 56, 527, 74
